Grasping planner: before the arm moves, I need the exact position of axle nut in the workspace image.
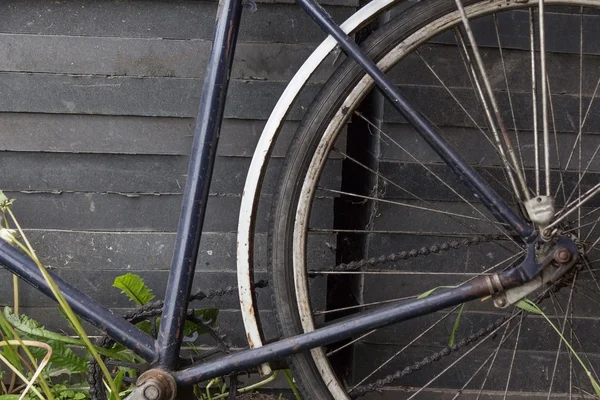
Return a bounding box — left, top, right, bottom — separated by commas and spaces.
554, 248, 571, 264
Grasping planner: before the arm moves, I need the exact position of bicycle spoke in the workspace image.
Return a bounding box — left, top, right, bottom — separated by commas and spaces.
318, 187, 498, 223
450, 321, 512, 400
547, 182, 600, 230
475, 321, 511, 399
546, 276, 577, 400
453, 25, 526, 201
538, 0, 551, 196
547, 77, 568, 204
454, 1, 530, 198
493, 14, 526, 189
331, 144, 514, 234
530, 8, 541, 196
416, 49, 517, 197
309, 228, 511, 237
502, 313, 525, 399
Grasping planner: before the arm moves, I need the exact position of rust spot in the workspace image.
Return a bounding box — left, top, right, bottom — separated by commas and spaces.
248, 304, 255, 316
247, 332, 255, 348
293, 344, 301, 352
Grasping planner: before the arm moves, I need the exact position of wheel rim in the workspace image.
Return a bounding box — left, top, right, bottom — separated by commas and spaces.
290, 1, 600, 397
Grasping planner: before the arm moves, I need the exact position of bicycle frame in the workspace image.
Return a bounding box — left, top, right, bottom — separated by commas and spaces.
0, 0, 540, 390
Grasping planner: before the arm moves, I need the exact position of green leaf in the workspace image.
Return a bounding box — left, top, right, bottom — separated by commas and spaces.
113, 273, 155, 306
448, 304, 464, 347
58, 307, 83, 334
514, 299, 542, 315
29, 339, 88, 374
417, 286, 455, 299
109, 369, 125, 400
4, 307, 83, 346
0, 395, 20, 400
184, 309, 219, 337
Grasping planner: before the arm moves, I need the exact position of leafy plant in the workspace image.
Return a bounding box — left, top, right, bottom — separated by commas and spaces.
0, 191, 116, 399
0, 190, 298, 399
113, 274, 155, 306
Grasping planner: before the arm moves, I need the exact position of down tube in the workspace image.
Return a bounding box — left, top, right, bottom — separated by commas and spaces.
156, 0, 245, 368
296, 0, 535, 241
0, 240, 156, 361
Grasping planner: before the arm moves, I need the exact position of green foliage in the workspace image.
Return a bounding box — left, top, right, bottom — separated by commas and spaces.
112, 273, 156, 306
184, 309, 219, 337
417, 286, 455, 299
448, 304, 464, 347
108, 370, 125, 400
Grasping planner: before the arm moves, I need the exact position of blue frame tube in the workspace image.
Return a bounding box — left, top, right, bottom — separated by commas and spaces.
156, 0, 246, 368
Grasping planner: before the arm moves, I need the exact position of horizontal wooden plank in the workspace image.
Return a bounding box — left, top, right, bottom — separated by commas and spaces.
0, 73, 320, 119
0, 36, 338, 82
384, 85, 600, 133
390, 44, 600, 95
25, 230, 257, 272
0, 1, 354, 43
23, 230, 337, 273
375, 162, 599, 202
0, 154, 342, 194
3, 191, 334, 231
0, 114, 300, 157
430, 9, 600, 56
378, 124, 600, 168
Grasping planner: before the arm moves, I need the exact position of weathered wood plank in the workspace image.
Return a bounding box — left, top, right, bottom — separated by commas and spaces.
0, 73, 320, 120
0, 114, 300, 157
0, 1, 354, 43
3, 192, 334, 231
0, 36, 338, 82
0, 154, 342, 194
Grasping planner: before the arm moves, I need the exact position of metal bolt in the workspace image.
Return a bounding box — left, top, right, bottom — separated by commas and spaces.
554, 248, 571, 264
143, 382, 162, 400
495, 297, 506, 307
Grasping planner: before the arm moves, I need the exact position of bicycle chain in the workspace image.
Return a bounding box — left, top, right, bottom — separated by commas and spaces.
87, 234, 512, 399
332, 234, 507, 272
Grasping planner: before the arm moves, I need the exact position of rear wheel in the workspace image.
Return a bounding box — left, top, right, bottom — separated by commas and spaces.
271, 0, 600, 398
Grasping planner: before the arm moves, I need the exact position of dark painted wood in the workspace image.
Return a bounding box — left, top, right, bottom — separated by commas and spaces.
0, 1, 354, 43
0, 74, 320, 119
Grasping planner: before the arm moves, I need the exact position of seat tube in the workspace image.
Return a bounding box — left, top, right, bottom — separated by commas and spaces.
157, 0, 245, 369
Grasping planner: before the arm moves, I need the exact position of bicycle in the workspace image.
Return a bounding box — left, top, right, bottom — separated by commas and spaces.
0, 0, 599, 398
